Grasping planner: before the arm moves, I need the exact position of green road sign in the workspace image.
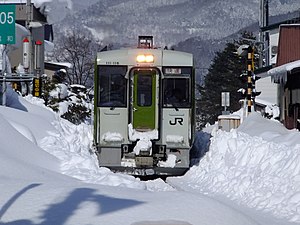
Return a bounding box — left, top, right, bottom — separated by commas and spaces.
0, 5, 15, 45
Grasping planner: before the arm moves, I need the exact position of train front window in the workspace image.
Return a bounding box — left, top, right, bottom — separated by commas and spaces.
98, 66, 127, 107
163, 77, 191, 108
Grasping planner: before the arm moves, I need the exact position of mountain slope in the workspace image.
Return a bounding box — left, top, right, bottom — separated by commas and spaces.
62, 0, 300, 45
55, 0, 300, 80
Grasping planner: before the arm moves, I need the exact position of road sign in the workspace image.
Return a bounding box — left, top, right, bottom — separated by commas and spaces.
221, 92, 230, 107
0, 5, 15, 44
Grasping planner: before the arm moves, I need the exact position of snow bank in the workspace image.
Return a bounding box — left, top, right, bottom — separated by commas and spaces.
0, 94, 299, 224
170, 112, 300, 223
39, 112, 145, 190
0, 109, 61, 181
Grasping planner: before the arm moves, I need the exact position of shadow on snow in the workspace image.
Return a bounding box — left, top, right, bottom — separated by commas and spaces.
1, 184, 144, 225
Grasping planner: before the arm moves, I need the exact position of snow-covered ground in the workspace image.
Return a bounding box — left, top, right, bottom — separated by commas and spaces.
0, 91, 299, 225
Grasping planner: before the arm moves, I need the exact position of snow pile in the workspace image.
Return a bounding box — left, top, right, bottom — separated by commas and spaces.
133, 138, 152, 155
128, 124, 158, 141
36, 110, 146, 190
102, 131, 124, 142
2, 93, 146, 189
0, 107, 64, 182
50, 83, 68, 99
166, 134, 184, 143
158, 154, 177, 168
1, 95, 269, 225
170, 112, 300, 223
1, 94, 299, 224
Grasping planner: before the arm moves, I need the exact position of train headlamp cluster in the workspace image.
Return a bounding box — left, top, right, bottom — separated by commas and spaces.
136, 54, 154, 63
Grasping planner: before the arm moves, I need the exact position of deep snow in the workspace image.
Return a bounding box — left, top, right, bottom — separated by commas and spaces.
0, 91, 299, 225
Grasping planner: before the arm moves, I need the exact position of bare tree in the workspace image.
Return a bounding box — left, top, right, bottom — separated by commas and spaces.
54, 28, 102, 87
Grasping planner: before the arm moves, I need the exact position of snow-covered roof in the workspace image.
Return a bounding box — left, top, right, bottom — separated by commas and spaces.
3, 0, 72, 24
45, 61, 72, 68
267, 59, 300, 83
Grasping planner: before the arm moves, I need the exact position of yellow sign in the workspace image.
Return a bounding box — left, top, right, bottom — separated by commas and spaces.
33, 78, 41, 97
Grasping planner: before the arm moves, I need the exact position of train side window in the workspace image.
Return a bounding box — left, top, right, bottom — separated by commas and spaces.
163, 78, 190, 108
98, 66, 127, 107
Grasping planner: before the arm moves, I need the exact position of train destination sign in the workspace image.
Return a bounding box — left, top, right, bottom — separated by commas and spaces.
0, 5, 16, 45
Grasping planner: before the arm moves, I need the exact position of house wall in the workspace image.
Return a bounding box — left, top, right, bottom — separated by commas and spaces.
256, 76, 278, 105
277, 25, 300, 66
269, 30, 279, 64
283, 71, 300, 129
275, 25, 300, 129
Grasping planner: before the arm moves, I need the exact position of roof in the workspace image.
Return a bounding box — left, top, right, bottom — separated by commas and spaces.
267, 59, 300, 83
45, 61, 72, 71
260, 16, 300, 32
254, 65, 273, 77
97, 48, 193, 67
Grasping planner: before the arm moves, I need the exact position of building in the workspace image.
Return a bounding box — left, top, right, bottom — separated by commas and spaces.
256, 17, 300, 110
8, 3, 48, 76
267, 24, 300, 129
254, 9, 300, 128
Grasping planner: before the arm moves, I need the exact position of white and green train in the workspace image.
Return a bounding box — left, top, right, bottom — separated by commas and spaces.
93, 36, 195, 176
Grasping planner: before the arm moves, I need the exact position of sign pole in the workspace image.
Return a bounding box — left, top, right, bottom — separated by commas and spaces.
0, 4, 16, 105
2, 46, 6, 105
221, 92, 230, 115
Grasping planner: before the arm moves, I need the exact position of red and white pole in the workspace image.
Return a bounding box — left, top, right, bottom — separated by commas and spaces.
23, 37, 30, 71
35, 40, 42, 71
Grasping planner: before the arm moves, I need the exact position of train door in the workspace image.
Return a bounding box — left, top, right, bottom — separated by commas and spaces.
131, 69, 159, 131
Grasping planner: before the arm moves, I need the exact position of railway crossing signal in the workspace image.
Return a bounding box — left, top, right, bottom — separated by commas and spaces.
238, 45, 261, 113
246, 46, 253, 113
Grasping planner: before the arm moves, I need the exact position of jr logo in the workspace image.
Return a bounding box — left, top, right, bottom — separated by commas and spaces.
169, 117, 183, 125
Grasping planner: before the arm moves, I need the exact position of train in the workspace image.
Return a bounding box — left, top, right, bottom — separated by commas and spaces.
93, 36, 195, 177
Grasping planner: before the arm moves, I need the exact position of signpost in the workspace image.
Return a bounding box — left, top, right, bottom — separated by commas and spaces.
221, 92, 230, 114
0, 4, 16, 45
0, 4, 16, 105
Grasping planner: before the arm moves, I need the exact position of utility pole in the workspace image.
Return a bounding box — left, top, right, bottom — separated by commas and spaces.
26, 0, 32, 74
2, 46, 7, 106
25, 0, 42, 97
259, 0, 269, 67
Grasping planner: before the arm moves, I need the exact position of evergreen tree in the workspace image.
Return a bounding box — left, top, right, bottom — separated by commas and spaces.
197, 31, 257, 128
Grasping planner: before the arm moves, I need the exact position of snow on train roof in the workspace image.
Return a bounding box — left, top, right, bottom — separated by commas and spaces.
97, 48, 193, 67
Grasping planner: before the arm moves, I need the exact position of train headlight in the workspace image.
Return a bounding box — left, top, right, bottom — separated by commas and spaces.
136, 54, 154, 63
136, 55, 146, 62
145, 55, 154, 63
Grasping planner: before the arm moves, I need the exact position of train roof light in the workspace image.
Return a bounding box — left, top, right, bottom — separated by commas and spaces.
136, 54, 154, 63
